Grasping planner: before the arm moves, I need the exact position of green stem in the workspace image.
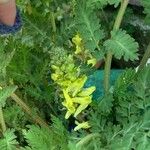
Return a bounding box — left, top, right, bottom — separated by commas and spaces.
104, 0, 129, 94
0, 106, 6, 133
0, 84, 50, 130
76, 133, 100, 148
138, 42, 150, 72
51, 12, 57, 42
10, 93, 50, 129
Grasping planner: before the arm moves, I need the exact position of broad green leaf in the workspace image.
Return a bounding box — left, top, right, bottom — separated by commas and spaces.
104, 29, 139, 61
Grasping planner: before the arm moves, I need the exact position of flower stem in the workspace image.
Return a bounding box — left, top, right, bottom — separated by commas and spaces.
0, 106, 6, 133
0, 84, 50, 130
76, 133, 100, 148
10, 93, 50, 129
51, 11, 56, 43
104, 0, 129, 94
138, 42, 150, 72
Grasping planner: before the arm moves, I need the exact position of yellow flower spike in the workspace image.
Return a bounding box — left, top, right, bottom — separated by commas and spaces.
72, 34, 82, 46
51, 73, 59, 81
58, 80, 73, 88
51, 65, 59, 70
72, 96, 92, 105
67, 75, 87, 97
87, 58, 97, 67
75, 45, 82, 54
72, 34, 82, 54
74, 104, 89, 118
73, 96, 92, 118
65, 111, 73, 120
78, 86, 96, 97
62, 89, 76, 119
74, 121, 90, 131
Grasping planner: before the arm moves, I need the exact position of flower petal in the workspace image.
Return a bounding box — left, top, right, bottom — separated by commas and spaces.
67, 75, 87, 97
74, 104, 89, 118
72, 96, 92, 104
78, 86, 96, 97
87, 58, 97, 67
74, 121, 90, 131
72, 34, 82, 46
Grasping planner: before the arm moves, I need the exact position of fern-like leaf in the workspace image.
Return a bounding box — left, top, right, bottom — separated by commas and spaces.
141, 0, 150, 24
134, 65, 150, 99
23, 125, 53, 150
86, 0, 121, 9
97, 94, 114, 114
75, 1, 104, 52
108, 0, 121, 7
0, 86, 17, 107
24, 116, 69, 150
86, 0, 108, 9
104, 29, 139, 61
0, 129, 18, 150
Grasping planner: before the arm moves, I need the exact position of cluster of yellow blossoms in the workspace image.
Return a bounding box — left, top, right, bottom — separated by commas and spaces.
72, 34, 97, 67
51, 39, 96, 130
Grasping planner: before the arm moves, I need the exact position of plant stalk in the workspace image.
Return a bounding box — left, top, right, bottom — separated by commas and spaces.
104, 0, 129, 94
138, 42, 150, 72
76, 133, 100, 148
51, 11, 56, 43
10, 93, 50, 129
0, 106, 6, 133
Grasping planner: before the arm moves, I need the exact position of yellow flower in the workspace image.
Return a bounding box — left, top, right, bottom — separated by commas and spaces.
58, 80, 72, 88
51, 65, 59, 70
62, 88, 93, 119
51, 73, 59, 81
87, 58, 97, 67
72, 96, 92, 104
72, 34, 82, 54
72, 96, 92, 118
67, 75, 87, 97
78, 86, 96, 97
75, 45, 82, 54
72, 34, 82, 46
74, 121, 90, 131
62, 89, 76, 119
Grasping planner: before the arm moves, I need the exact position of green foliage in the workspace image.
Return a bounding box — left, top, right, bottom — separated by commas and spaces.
4, 105, 26, 128
104, 29, 139, 61
23, 116, 69, 150
86, 0, 108, 9
81, 66, 150, 150
0, 129, 18, 150
23, 126, 53, 150
0, 86, 17, 107
134, 65, 150, 99
97, 94, 114, 114
108, 0, 121, 7
0, 0, 150, 149
75, 1, 104, 52
86, 0, 121, 9
141, 0, 150, 24
0, 38, 16, 81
